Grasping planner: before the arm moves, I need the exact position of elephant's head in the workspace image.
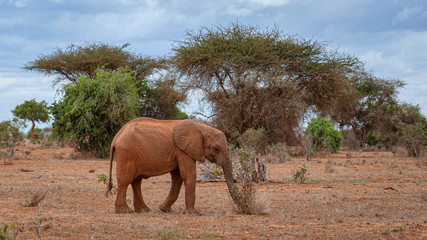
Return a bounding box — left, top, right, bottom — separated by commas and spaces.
173, 120, 236, 198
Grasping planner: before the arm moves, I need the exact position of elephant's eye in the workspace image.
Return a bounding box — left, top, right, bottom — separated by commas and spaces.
214, 147, 220, 151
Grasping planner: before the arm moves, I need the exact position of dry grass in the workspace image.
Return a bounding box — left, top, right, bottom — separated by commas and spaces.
262, 154, 281, 163
23, 189, 48, 207
3, 158, 13, 165
324, 164, 335, 173
231, 182, 268, 215
415, 157, 427, 167
1, 148, 426, 239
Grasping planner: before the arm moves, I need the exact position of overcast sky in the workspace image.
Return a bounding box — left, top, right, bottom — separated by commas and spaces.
1, 0, 426, 129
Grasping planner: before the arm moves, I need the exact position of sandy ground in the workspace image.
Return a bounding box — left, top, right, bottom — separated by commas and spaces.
0, 146, 426, 239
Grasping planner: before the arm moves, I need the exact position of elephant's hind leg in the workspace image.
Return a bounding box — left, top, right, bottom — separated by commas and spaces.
115, 181, 133, 214
131, 176, 150, 212
159, 169, 183, 213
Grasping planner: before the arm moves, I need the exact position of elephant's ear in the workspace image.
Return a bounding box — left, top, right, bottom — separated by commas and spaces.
173, 120, 205, 162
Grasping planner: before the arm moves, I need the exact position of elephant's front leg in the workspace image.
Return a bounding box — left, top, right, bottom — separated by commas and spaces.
178, 158, 199, 214
131, 176, 150, 213
159, 169, 183, 213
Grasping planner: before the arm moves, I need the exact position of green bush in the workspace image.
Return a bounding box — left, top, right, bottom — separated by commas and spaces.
364, 131, 386, 149
306, 117, 342, 153
27, 127, 45, 140
51, 67, 140, 157
0, 118, 26, 157
293, 166, 307, 183
398, 121, 427, 158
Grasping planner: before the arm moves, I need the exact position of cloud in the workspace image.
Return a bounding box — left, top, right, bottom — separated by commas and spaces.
250, 0, 290, 7
394, 6, 426, 23
225, 5, 253, 16
0, 0, 28, 7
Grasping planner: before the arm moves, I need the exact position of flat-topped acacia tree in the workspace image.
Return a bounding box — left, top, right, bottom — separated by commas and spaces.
12, 99, 50, 140
172, 22, 362, 144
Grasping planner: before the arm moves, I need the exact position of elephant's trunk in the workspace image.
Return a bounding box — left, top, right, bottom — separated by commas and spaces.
221, 159, 237, 202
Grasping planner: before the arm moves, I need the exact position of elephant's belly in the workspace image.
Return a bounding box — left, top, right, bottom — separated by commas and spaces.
135, 156, 178, 177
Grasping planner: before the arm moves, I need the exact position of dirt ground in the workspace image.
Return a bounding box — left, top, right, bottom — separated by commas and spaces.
0, 145, 426, 239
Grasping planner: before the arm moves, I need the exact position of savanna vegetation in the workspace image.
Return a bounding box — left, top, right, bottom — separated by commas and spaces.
1, 22, 426, 239
1, 23, 425, 158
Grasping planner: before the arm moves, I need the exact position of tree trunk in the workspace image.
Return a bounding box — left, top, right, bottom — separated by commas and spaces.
31, 120, 35, 140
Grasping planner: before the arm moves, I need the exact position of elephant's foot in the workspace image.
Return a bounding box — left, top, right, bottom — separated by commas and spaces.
115, 204, 134, 214
134, 206, 150, 213
183, 207, 200, 215
159, 203, 172, 213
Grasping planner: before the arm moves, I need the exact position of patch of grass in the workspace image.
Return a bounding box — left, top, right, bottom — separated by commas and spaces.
188, 233, 221, 239
421, 179, 427, 182
144, 230, 221, 239
156, 230, 180, 238
391, 226, 406, 232
280, 179, 376, 183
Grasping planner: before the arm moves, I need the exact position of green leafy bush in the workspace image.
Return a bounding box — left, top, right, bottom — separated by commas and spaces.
398, 122, 427, 158
364, 131, 386, 149
26, 127, 45, 140
0, 118, 26, 157
51, 67, 139, 157
305, 117, 342, 153
293, 166, 307, 183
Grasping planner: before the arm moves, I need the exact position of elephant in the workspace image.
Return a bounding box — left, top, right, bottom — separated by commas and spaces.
106, 117, 235, 214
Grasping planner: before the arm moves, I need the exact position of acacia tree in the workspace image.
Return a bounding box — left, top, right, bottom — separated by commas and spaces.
172, 23, 360, 144
24, 42, 186, 119
395, 103, 427, 157
51, 68, 140, 157
24, 43, 164, 85
139, 76, 188, 120
12, 99, 50, 140
331, 72, 404, 147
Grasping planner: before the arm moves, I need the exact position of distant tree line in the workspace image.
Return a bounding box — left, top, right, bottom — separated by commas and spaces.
2, 22, 422, 157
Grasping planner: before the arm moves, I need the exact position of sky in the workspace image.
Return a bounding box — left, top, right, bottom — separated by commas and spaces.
1, 0, 427, 130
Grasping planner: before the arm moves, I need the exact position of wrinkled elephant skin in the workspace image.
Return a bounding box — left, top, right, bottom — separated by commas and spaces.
106, 117, 235, 214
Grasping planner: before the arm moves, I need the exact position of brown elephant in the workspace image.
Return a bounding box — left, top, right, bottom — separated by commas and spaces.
106, 117, 235, 214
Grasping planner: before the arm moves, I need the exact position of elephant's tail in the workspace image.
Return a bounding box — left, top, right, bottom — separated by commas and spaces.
106, 145, 115, 197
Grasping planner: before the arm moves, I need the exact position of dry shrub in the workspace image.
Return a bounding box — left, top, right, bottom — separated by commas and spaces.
3, 157, 13, 165
264, 143, 288, 163
263, 154, 281, 164
24, 190, 48, 207
325, 164, 335, 173
415, 157, 427, 168
231, 183, 268, 215
68, 151, 96, 160
231, 147, 268, 215
344, 160, 353, 168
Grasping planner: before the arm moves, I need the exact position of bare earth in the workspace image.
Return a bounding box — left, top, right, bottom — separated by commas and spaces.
1, 146, 426, 239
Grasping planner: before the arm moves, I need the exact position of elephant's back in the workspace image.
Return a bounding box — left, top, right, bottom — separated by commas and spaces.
112, 117, 181, 147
